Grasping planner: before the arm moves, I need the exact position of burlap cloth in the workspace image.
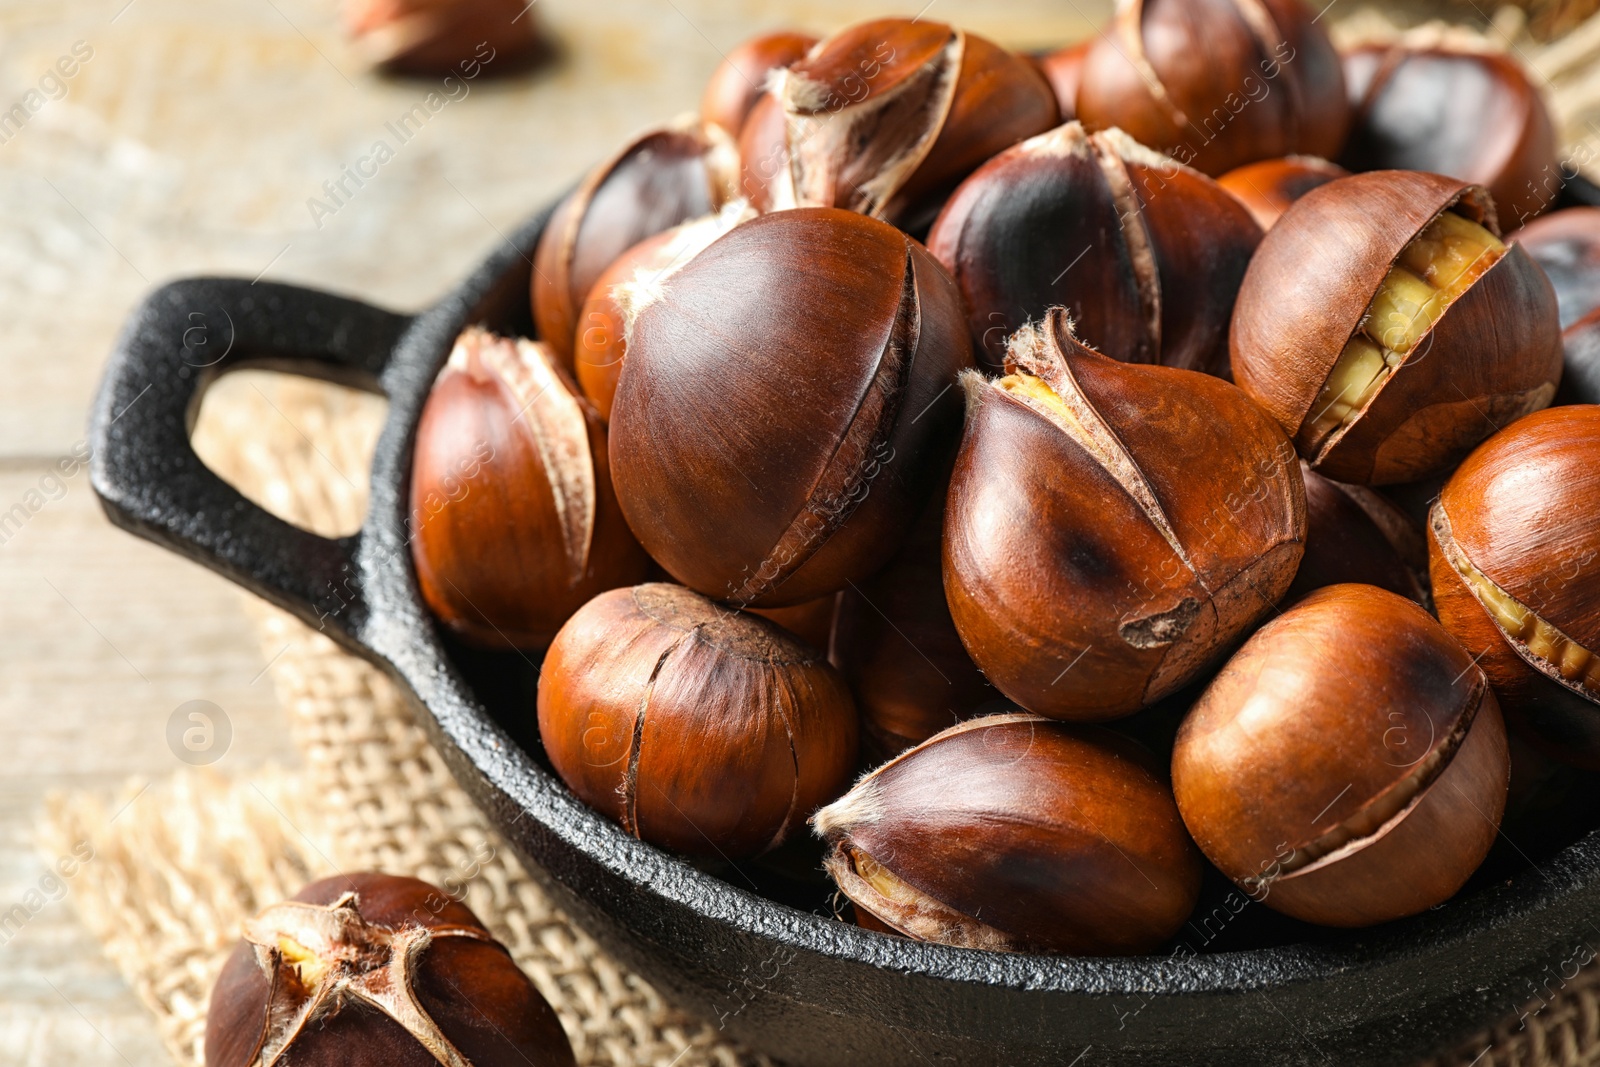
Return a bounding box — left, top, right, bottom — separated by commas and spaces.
35, 13, 1600, 1065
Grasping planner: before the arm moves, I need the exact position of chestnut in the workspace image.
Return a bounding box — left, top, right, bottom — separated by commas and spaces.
700, 30, 817, 144
1034, 40, 1089, 122
409, 328, 650, 650
1231, 170, 1563, 485
1216, 155, 1348, 230
1340, 39, 1558, 226
1429, 405, 1600, 768
344, 0, 543, 76
1560, 309, 1600, 407
1076, 0, 1350, 177
573, 202, 754, 421
608, 207, 972, 608
750, 18, 1058, 227
813, 713, 1202, 955
537, 583, 858, 857
205, 872, 575, 1067
532, 119, 727, 367
1286, 461, 1428, 606
944, 308, 1306, 721
1173, 584, 1509, 927
1510, 207, 1600, 329
927, 122, 1262, 373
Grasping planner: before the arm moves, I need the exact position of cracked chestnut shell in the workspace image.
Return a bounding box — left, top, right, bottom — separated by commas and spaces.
608, 207, 972, 608
532, 119, 726, 367
537, 583, 859, 857
205, 872, 574, 1067
1340, 39, 1558, 226
701, 30, 817, 143
1076, 0, 1350, 177
1231, 170, 1563, 485
944, 309, 1306, 720
410, 328, 650, 650
813, 713, 1203, 955
749, 18, 1058, 227
1217, 155, 1348, 230
1429, 406, 1600, 769
1287, 461, 1428, 606
1173, 584, 1509, 927
927, 122, 1262, 372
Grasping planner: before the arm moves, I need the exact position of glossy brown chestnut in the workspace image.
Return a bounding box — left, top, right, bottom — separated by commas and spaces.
537, 583, 859, 857
927, 122, 1262, 372
1340, 38, 1558, 226
1231, 170, 1563, 485
1173, 584, 1509, 927
344, 0, 542, 76
573, 202, 754, 421
748, 18, 1058, 227
1286, 461, 1427, 606
608, 208, 972, 608
1076, 0, 1350, 177
410, 328, 650, 650
1035, 40, 1089, 122
532, 119, 727, 366
205, 872, 575, 1067
1217, 155, 1348, 230
701, 30, 818, 143
1429, 406, 1600, 768
944, 309, 1306, 720
1511, 207, 1600, 329
831, 480, 994, 758
813, 713, 1202, 955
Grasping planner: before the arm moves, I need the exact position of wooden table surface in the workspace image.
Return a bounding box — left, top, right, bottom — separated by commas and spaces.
0, 1, 1110, 1063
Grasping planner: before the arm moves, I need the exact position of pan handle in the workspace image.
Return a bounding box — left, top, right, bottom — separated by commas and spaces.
89, 276, 411, 645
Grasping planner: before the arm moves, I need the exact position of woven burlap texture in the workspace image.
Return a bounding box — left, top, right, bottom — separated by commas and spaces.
43, 374, 767, 1067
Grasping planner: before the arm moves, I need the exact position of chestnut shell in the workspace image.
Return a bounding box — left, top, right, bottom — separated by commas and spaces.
1217, 155, 1348, 230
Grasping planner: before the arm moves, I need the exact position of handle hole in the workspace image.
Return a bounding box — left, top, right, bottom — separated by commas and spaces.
192, 369, 388, 539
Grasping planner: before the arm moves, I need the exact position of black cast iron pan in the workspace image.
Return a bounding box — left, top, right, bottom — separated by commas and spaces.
88, 179, 1600, 1066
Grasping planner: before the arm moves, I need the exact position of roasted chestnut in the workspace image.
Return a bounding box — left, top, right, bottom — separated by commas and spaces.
206, 872, 575, 1067
608, 207, 972, 608
927, 122, 1261, 373
537, 583, 859, 857
813, 713, 1202, 955
409, 328, 650, 650
1561, 309, 1600, 406
1511, 207, 1600, 329
1340, 38, 1558, 226
701, 30, 818, 144
1034, 40, 1089, 122
747, 18, 1058, 227
1173, 584, 1509, 927
1286, 461, 1427, 605
573, 202, 754, 421
1217, 155, 1348, 230
532, 120, 727, 366
944, 309, 1306, 721
1076, 0, 1350, 177
344, 0, 543, 75
832, 480, 994, 757
1430, 405, 1600, 768
1231, 170, 1563, 485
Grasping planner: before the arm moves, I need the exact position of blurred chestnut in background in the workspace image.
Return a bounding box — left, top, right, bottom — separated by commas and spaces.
345, 0, 543, 76
1430, 406, 1600, 768
1286, 462, 1427, 605
1560, 310, 1600, 406
206, 872, 574, 1067
609, 208, 972, 608
944, 309, 1305, 721
1076, 0, 1350, 177
537, 584, 859, 857
1173, 584, 1509, 927
1232, 171, 1562, 485
928, 123, 1261, 373
1340, 39, 1558, 226
832, 484, 994, 758
700, 30, 817, 144
573, 202, 754, 421
1034, 40, 1089, 122
749, 18, 1058, 228
813, 713, 1202, 954
1511, 207, 1600, 328
410, 328, 650, 650
533, 120, 728, 367
1217, 156, 1348, 230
